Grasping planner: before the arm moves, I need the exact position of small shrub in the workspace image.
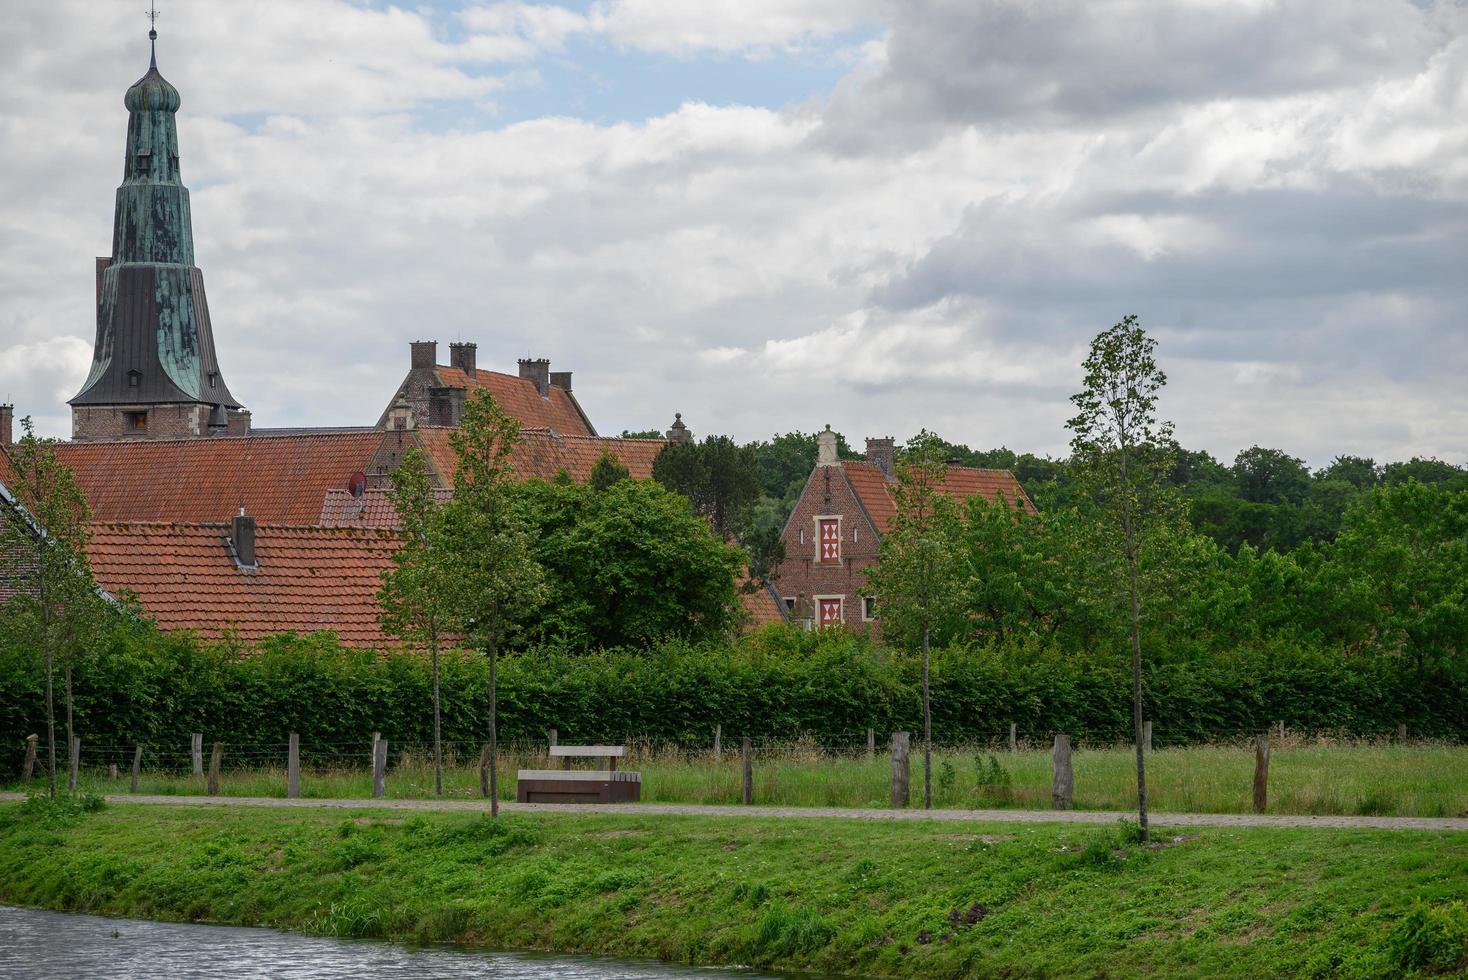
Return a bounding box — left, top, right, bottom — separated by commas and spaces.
974, 754, 1013, 802
937, 760, 956, 795
1387, 900, 1468, 974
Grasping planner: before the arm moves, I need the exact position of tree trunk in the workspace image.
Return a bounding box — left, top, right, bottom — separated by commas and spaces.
431, 634, 442, 797
44, 628, 56, 798
488, 637, 499, 818
1129, 590, 1148, 843
922, 624, 932, 810
65, 666, 75, 792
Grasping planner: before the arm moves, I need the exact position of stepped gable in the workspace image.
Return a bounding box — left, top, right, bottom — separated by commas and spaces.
85, 522, 401, 646
840, 460, 1035, 533
413, 427, 665, 486
55, 431, 386, 525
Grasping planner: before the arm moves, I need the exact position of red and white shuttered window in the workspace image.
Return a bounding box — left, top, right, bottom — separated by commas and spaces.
817, 596, 844, 628
817, 517, 841, 563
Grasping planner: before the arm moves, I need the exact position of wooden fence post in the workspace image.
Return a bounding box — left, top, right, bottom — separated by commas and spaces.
192, 733, 204, 777
1396, 723, 1408, 744
207, 743, 222, 795
372, 736, 388, 799
478, 743, 491, 798
713, 724, 722, 762
287, 733, 300, 799
1009, 723, 1018, 753
866, 727, 875, 761
1051, 734, 1073, 810
68, 736, 81, 790
1275, 720, 1285, 742
1143, 720, 1153, 753
549, 728, 558, 749
742, 737, 753, 805
1253, 735, 1270, 814
108, 763, 118, 781
890, 732, 910, 809
21, 734, 38, 785
130, 745, 142, 794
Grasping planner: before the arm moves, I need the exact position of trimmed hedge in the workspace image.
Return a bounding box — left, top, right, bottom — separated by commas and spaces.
2, 621, 1465, 773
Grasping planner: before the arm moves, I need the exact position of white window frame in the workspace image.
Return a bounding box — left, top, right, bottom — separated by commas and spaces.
862, 595, 877, 622
813, 593, 844, 628
814, 514, 843, 565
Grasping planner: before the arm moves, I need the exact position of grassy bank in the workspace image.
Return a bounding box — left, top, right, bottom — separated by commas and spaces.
28, 741, 1468, 818
3, 798, 1467, 977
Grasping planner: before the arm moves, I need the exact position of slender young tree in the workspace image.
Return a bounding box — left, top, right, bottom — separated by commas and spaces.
377, 447, 452, 795
0, 418, 101, 797
440, 391, 547, 816
861, 430, 963, 809
1066, 316, 1182, 843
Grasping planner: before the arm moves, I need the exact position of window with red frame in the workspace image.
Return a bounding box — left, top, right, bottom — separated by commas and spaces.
818, 517, 840, 563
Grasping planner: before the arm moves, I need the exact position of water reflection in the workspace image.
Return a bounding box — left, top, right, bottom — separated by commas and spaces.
0, 906, 790, 979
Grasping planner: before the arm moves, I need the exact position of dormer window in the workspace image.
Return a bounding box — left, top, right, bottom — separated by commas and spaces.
208, 372, 217, 389
127, 370, 141, 388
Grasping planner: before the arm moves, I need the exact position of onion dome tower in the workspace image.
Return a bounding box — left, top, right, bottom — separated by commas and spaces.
69, 16, 247, 440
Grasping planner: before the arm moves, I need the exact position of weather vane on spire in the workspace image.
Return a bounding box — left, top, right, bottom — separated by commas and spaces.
146, 2, 160, 66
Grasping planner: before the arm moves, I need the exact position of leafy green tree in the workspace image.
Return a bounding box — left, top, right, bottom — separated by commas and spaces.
1319, 455, 1378, 490
440, 392, 548, 815
377, 447, 453, 795
517, 478, 745, 649
1234, 446, 1311, 505
1315, 481, 1468, 667
1381, 457, 1468, 492
1066, 316, 1184, 843
619, 429, 664, 440
0, 418, 104, 796
589, 452, 631, 491
653, 435, 761, 539
862, 430, 964, 809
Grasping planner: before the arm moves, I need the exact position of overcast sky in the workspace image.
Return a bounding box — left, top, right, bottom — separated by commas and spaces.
1, 0, 1465, 467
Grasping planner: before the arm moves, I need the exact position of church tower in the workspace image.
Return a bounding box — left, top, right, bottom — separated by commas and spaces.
69, 23, 247, 440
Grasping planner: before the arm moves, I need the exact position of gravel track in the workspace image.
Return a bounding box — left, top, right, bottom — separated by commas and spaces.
4, 792, 1465, 831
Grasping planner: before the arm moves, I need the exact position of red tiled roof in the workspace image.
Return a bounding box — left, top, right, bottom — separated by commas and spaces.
739, 580, 789, 627
436, 367, 595, 437
0, 444, 17, 492
842, 461, 1034, 533
86, 522, 402, 647
415, 427, 665, 487
319, 487, 452, 528
55, 432, 387, 525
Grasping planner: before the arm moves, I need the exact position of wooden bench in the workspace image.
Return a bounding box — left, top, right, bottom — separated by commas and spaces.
517, 745, 642, 803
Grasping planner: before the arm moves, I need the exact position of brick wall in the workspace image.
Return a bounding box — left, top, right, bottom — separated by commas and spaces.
771, 463, 883, 634
71, 404, 208, 441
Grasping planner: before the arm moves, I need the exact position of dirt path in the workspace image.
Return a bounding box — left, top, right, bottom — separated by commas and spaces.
3, 791, 1465, 831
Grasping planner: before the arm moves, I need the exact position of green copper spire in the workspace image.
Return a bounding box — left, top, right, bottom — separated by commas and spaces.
70, 25, 243, 428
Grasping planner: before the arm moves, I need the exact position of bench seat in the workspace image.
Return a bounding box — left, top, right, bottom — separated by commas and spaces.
517, 769, 641, 782
516, 768, 642, 804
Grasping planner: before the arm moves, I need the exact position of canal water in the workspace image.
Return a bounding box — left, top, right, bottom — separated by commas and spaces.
0, 905, 795, 979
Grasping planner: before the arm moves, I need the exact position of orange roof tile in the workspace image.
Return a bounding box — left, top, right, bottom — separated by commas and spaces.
842, 461, 1034, 533
739, 580, 789, 627
319, 487, 452, 528
55, 432, 387, 525
86, 522, 402, 647
0, 444, 17, 492
415, 427, 665, 487
436, 366, 595, 437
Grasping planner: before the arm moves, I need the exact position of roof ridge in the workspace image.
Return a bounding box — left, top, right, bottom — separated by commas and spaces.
60, 430, 383, 447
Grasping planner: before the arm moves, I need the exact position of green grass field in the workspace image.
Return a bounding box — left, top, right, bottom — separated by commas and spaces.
1, 796, 1466, 977
28, 740, 1468, 818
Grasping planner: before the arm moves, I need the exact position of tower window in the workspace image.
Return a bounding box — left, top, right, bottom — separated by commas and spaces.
126, 411, 147, 431
208, 372, 217, 389
127, 370, 141, 388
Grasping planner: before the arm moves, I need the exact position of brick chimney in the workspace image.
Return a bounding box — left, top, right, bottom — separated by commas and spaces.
428, 387, 466, 426
865, 436, 896, 479
518, 358, 550, 398
816, 425, 838, 466
665, 412, 692, 444
0, 404, 12, 448
549, 371, 572, 392
410, 340, 437, 370
230, 509, 257, 569
449, 342, 477, 378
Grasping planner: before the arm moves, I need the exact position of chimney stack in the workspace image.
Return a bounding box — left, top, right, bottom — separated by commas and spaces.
0, 404, 12, 448
518, 358, 551, 398
665, 412, 693, 445
410, 340, 437, 370
549, 371, 573, 392
428, 387, 466, 426
816, 425, 838, 466
230, 510, 257, 569
448, 342, 477, 378
865, 436, 896, 479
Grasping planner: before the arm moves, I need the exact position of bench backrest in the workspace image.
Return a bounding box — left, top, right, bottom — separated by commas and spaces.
549, 745, 625, 758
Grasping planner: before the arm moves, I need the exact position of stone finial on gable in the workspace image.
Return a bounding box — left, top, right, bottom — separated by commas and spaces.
816, 424, 838, 466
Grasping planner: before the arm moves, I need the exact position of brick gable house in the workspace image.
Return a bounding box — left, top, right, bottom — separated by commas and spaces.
772, 427, 1033, 633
